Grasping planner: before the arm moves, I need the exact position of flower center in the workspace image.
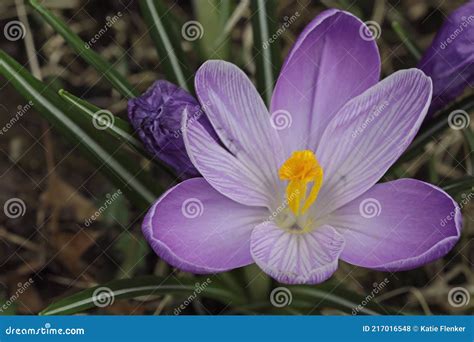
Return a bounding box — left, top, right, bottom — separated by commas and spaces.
278, 150, 323, 217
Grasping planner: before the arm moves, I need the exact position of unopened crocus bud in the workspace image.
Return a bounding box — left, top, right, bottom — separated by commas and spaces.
419, 1, 474, 113
128, 80, 214, 178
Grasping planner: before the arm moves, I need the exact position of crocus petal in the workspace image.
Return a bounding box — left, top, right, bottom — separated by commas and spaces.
183, 114, 272, 207
327, 179, 461, 271
419, 1, 474, 113
314, 69, 432, 217
195, 60, 285, 205
271, 10, 381, 153
250, 223, 345, 284
143, 178, 267, 273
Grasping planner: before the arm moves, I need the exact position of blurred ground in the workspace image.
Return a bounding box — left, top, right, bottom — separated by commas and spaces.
0, 0, 472, 314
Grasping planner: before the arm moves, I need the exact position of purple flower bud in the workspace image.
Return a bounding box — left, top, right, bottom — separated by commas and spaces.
419, 1, 474, 113
128, 80, 214, 178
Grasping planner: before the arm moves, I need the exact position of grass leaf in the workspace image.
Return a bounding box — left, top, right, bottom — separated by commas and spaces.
40, 276, 242, 315
29, 0, 138, 98
0, 50, 160, 210
139, 0, 193, 92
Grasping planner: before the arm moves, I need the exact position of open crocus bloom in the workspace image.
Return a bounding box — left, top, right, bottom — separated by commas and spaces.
142, 9, 462, 284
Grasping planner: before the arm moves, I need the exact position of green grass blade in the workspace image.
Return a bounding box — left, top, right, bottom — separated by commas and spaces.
251, 0, 281, 105
0, 50, 160, 210
192, 0, 233, 60
391, 21, 422, 61
58, 89, 146, 156
139, 0, 193, 92
59, 89, 175, 176
395, 96, 474, 164
40, 276, 242, 315
442, 176, 474, 196
28, 0, 138, 98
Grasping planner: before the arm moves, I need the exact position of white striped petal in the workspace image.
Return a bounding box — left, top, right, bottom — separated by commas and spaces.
314, 69, 432, 218
193, 60, 286, 208
250, 223, 345, 284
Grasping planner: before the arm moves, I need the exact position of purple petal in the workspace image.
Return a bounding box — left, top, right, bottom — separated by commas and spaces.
314, 69, 432, 217
183, 113, 275, 207
142, 178, 267, 273
327, 179, 461, 271
419, 2, 474, 113
194, 60, 286, 203
271, 10, 381, 153
250, 223, 345, 284
128, 80, 215, 178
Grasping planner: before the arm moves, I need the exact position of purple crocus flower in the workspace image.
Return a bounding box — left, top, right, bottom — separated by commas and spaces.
419, 1, 474, 113
142, 10, 462, 284
128, 80, 214, 178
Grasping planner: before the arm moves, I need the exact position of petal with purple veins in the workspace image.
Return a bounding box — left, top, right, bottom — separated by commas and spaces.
250, 223, 345, 284
314, 69, 432, 217
326, 179, 462, 271
271, 10, 381, 154
143, 178, 267, 274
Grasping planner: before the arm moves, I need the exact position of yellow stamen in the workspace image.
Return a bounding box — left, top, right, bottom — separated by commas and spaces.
278, 150, 323, 216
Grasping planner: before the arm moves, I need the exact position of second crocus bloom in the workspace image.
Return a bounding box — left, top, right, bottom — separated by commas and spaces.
419, 1, 474, 113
